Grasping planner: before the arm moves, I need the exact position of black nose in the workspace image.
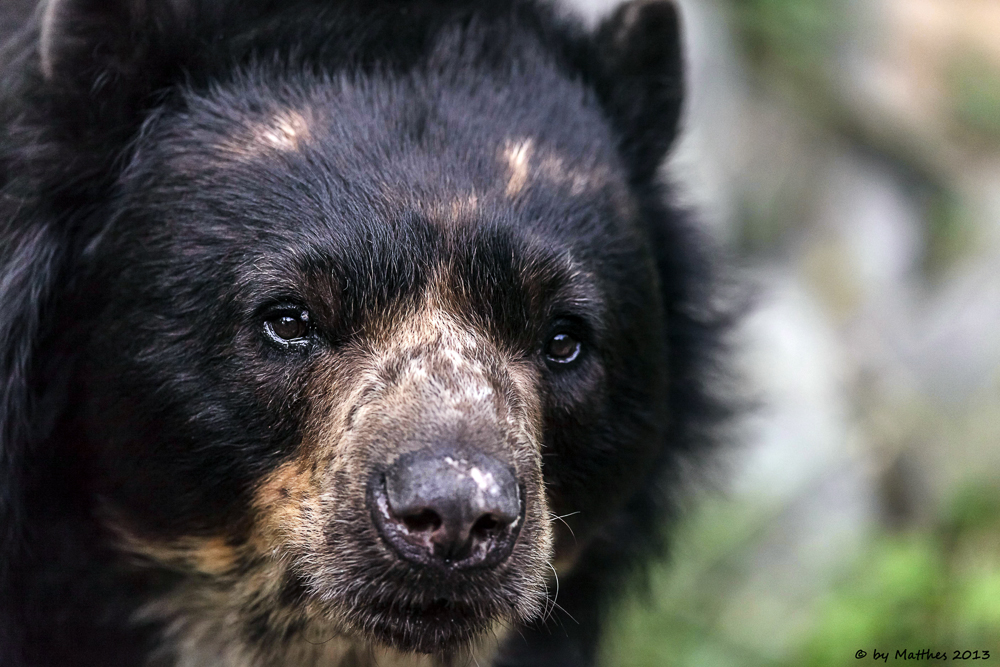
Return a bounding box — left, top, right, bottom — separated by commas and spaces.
372, 448, 522, 568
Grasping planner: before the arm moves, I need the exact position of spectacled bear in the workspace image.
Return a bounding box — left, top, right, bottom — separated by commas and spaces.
0, 0, 729, 665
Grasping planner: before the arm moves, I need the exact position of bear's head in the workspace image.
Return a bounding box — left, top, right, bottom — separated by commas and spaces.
0, 0, 721, 662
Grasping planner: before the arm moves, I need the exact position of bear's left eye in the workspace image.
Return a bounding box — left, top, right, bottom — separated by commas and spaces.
264, 309, 311, 344
544, 332, 582, 365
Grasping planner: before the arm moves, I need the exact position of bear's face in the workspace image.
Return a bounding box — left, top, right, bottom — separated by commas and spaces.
75, 68, 666, 655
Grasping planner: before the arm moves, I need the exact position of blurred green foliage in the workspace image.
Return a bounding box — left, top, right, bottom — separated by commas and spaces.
805, 484, 1000, 663
600, 483, 1000, 666
724, 0, 841, 95
600, 498, 795, 667
950, 54, 1000, 144
922, 186, 975, 279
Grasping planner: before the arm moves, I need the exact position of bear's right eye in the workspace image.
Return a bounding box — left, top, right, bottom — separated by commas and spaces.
264, 309, 311, 344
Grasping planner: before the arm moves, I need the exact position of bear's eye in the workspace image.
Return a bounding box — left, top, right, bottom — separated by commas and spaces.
264, 309, 311, 343
544, 332, 582, 365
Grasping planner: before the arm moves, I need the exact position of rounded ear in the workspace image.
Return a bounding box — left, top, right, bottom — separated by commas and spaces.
33, 0, 230, 198
592, 0, 685, 181
40, 0, 194, 82
37, 0, 219, 164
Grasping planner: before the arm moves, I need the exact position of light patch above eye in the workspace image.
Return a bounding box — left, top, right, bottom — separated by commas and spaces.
218, 109, 313, 159
257, 111, 310, 150
503, 138, 534, 197
536, 155, 610, 196
410, 192, 481, 228
502, 137, 611, 198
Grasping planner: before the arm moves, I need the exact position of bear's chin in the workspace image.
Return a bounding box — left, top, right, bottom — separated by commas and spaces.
328, 563, 533, 655
360, 597, 494, 655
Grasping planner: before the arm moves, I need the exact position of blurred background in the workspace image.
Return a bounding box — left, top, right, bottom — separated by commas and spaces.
569, 0, 1000, 663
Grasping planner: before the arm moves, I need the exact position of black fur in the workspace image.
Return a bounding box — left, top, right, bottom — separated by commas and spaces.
0, 1, 730, 665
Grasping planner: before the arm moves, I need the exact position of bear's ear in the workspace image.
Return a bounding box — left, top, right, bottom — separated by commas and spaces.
37, 0, 216, 147
40, 0, 196, 83
592, 0, 685, 181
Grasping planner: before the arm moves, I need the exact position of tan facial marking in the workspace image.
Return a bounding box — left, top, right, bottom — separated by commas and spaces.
260, 112, 308, 149
409, 192, 482, 228
504, 137, 535, 196
537, 154, 610, 195
189, 537, 240, 576
220, 109, 313, 159
446, 193, 480, 222
252, 459, 321, 546
502, 137, 612, 198
111, 527, 240, 577
379, 303, 499, 416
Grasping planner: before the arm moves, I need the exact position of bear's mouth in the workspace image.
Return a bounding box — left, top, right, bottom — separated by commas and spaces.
362, 594, 492, 654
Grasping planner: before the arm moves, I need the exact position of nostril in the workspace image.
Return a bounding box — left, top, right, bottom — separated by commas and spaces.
471, 513, 500, 536
402, 508, 442, 534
